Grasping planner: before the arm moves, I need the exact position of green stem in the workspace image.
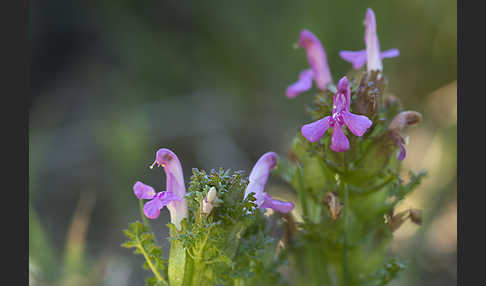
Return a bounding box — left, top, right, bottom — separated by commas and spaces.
342, 183, 350, 286
135, 229, 167, 285
234, 278, 245, 286
139, 199, 150, 227
191, 231, 210, 286
168, 236, 189, 286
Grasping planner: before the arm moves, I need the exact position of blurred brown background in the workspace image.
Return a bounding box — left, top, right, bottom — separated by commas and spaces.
29, 0, 456, 285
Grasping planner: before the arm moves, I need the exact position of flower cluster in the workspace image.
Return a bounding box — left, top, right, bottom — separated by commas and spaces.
133, 149, 294, 230
287, 8, 405, 153
124, 7, 426, 286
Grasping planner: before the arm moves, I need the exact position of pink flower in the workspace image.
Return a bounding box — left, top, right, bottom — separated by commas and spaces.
339, 8, 399, 72
244, 152, 294, 213
133, 148, 188, 230
286, 30, 333, 98
301, 77, 372, 152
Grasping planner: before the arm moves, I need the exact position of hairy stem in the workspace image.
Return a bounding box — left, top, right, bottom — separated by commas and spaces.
135, 228, 167, 285
192, 231, 211, 285
138, 199, 150, 227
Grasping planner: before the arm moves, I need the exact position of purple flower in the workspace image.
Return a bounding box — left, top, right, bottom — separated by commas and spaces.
286, 30, 332, 98
133, 148, 188, 230
133, 181, 183, 219
339, 8, 399, 72
301, 77, 372, 151
244, 152, 294, 213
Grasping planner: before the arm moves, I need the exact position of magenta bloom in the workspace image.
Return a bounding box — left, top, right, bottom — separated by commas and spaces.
133, 181, 183, 219
133, 148, 188, 230
339, 8, 399, 72
286, 30, 333, 98
244, 152, 294, 213
301, 77, 372, 152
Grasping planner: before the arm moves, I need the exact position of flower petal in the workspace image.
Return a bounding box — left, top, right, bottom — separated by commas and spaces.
144, 197, 164, 219
396, 136, 407, 160
299, 29, 332, 90
244, 181, 267, 206
381, 48, 400, 59
335, 77, 351, 112
166, 173, 188, 230
397, 142, 406, 161
133, 181, 156, 199
341, 111, 372, 136
301, 116, 332, 143
156, 148, 186, 198
339, 50, 367, 70
286, 69, 314, 98
167, 200, 188, 229
331, 125, 350, 152
364, 8, 382, 72
244, 152, 278, 206
160, 190, 184, 206
260, 194, 294, 213
248, 152, 278, 183
155, 148, 188, 230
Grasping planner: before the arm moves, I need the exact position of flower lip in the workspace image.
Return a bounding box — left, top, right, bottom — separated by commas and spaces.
133, 180, 184, 219
260, 194, 294, 213
134, 181, 156, 199
286, 69, 314, 98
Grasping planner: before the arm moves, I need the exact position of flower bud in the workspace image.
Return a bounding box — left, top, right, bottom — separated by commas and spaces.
387, 208, 422, 232
388, 111, 422, 132
323, 192, 343, 221
353, 71, 385, 119
202, 187, 218, 215
353, 132, 397, 179
385, 111, 422, 161
387, 209, 409, 232
409, 209, 423, 225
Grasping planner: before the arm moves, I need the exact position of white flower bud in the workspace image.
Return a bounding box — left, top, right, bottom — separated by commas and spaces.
207, 187, 217, 203
202, 187, 218, 215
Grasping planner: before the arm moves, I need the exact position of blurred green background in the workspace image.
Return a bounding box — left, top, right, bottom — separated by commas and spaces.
29, 0, 456, 285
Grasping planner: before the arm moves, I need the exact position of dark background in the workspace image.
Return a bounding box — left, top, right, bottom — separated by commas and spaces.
29, 0, 457, 285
